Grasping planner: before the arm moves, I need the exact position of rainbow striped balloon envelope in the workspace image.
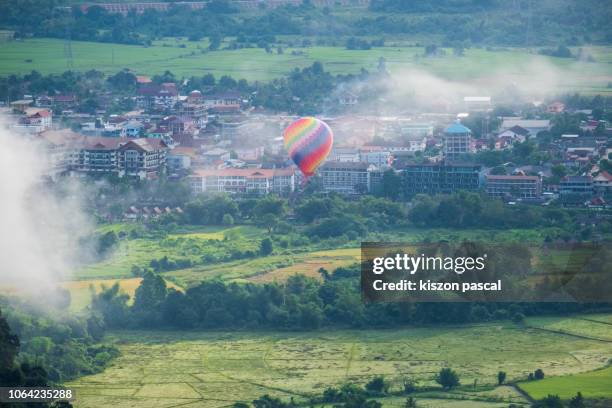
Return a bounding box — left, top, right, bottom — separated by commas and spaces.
283, 117, 333, 177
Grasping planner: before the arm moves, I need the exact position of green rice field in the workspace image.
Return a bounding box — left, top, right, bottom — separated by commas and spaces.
1, 38, 611, 93
67, 315, 612, 407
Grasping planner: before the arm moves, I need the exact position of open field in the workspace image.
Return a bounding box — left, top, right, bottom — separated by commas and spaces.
1, 38, 611, 93
61, 277, 182, 312
518, 365, 612, 401
66, 315, 612, 407
165, 247, 360, 286
526, 316, 612, 342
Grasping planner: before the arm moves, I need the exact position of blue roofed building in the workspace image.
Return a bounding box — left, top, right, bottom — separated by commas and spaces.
443, 120, 474, 160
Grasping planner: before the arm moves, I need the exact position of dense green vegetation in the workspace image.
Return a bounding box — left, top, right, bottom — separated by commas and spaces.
0, 298, 118, 384
1, 0, 610, 46
91, 263, 610, 331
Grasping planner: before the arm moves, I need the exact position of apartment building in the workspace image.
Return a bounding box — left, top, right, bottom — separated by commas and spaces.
319, 161, 376, 195
443, 121, 474, 160
560, 175, 594, 194
189, 168, 295, 196
486, 175, 542, 199
402, 162, 481, 196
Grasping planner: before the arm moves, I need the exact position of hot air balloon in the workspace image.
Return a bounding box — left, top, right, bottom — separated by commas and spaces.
283, 117, 333, 179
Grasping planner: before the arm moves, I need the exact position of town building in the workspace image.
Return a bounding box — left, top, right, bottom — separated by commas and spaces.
189, 167, 295, 196
330, 147, 360, 162
203, 91, 242, 113
401, 162, 481, 196
485, 175, 542, 199
39, 131, 168, 179
201, 148, 231, 164
500, 118, 551, 136
593, 171, 612, 193
560, 175, 593, 195
319, 161, 376, 195
136, 83, 179, 110
443, 121, 474, 160
359, 148, 392, 167
117, 138, 168, 179
497, 125, 530, 143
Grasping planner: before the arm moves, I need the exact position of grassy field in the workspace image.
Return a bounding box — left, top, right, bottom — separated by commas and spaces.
1, 37, 611, 93
66, 315, 612, 407
518, 365, 612, 401
526, 316, 612, 342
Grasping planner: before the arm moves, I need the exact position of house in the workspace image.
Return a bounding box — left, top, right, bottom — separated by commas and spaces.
234, 146, 264, 161
159, 115, 197, 136
136, 75, 152, 85
497, 125, 530, 143
202, 91, 242, 112
136, 83, 178, 109
189, 167, 295, 195
54, 94, 77, 108
443, 121, 474, 160
319, 161, 376, 195
187, 90, 203, 104
500, 118, 551, 136
565, 147, 598, 167
593, 171, 612, 193
486, 175, 542, 199
10, 99, 33, 113
399, 122, 434, 139
202, 148, 231, 164
15, 108, 52, 131
176, 102, 208, 126
167, 146, 197, 171
560, 175, 593, 195
121, 120, 144, 137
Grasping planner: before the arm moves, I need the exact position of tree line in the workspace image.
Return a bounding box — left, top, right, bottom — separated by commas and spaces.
1, 0, 610, 46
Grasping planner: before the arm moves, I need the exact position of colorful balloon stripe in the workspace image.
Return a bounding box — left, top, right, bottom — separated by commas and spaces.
283, 117, 333, 177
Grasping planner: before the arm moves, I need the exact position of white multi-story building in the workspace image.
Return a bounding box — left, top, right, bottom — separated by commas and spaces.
189, 168, 295, 196
319, 161, 376, 195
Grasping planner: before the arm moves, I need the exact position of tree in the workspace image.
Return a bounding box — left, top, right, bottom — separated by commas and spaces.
365, 376, 389, 395
260, 238, 273, 256
132, 272, 167, 326
404, 397, 417, 408
435, 368, 460, 390
569, 392, 585, 408
534, 368, 545, 380
209, 34, 222, 51
497, 371, 506, 385
533, 394, 563, 408
379, 169, 401, 199
222, 214, 234, 226
252, 394, 287, 408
